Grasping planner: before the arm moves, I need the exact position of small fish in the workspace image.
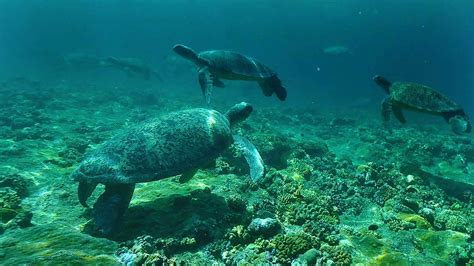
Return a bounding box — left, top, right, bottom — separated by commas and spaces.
104, 57, 162, 81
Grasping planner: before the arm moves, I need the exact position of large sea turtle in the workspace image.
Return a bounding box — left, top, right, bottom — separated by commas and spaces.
71, 102, 264, 234
173, 44, 287, 104
373, 75, 471, 134
105, 56, 162, 81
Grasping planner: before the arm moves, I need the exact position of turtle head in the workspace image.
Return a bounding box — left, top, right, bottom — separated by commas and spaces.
105, 56, 120, 65
225, 102, 253, 127
373, 75, 392, 93
449, 114, 472, 135
173, 44, 201, 65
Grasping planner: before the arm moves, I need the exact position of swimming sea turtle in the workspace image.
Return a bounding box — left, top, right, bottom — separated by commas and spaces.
173, 44, 287, 104
373, 75, 471, 134
71, 102, 264, 234
105, 56, 162, 81
320, 45, 352, 56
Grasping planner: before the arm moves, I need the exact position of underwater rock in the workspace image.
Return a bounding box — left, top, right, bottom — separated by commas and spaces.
226, 224, 252, 245
226, 195, 247, 212
0, 188, 32, 231
329, 117, 356, 127
14, 125, 53, 141
418, 207, 435, 224
117, 234, 199, 264
303, 220, 339, 244
116, 235, 163, 265
250, 134, 292, 169
321, 244, 353, 266
0, 173, 31, 198
0, 171, 33, 232
247, 218, 280, 238
434, 209, 469, 233
271, 233, 319, 264
294, 248, 321, 265
155, 237, 197, 255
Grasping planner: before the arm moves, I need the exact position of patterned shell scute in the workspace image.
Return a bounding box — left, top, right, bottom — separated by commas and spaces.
391, 82, 461, 113
199, 50, 275, 79
80, 108, 233, 184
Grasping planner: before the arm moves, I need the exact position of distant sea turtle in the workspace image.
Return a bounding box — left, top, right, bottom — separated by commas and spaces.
373, 75, 471, 134
173, 44, 287, 104
105, 57, 162, 81
63, 53, 103, 69
71, 102, 264, 234
320, 46, 352, 56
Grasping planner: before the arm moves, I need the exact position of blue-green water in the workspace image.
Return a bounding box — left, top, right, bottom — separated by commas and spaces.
0, 1, 473, 265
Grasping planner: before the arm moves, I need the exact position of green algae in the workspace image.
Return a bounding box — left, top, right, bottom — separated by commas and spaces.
414, 230, 470, 261
0, 224, 118, 264
373, 252, 411, 266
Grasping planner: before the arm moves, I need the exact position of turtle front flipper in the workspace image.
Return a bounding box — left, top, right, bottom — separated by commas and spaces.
78, 181, 98, 207
381, 97, 393, 132
198, 67, 213, 105
258, 76, 287, 101
93, 183, 135, 235
392, 105, 406, 123
233, 135, 265, 182
213, 78, 225, 88
178, 168, 198, 183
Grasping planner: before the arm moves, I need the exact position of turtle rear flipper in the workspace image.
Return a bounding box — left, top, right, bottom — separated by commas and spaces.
93, 183, 135, 235
213, 78, 225, 88
233, 135, 265, 182
258, 76, 287, 101
392, 105, 406, 123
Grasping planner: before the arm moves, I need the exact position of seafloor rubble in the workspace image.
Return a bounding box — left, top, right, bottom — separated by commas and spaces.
0, 81, 473, 265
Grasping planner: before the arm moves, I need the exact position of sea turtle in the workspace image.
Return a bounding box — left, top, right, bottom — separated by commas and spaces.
71, 102, 264, 234
320, 45, 352, 56
104, 56, 162, 81
173, 44, 287, 104
373, 75, 471, 134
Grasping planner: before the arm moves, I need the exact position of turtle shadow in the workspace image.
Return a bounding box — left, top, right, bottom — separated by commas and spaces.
112, 188, 249, 242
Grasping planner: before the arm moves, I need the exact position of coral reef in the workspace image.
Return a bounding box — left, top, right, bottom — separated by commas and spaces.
270, 232, 319, 264
0, 82, 473, 264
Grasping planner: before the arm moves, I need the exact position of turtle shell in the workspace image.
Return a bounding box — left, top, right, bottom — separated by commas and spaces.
72, 108, 233, 184
390, 82, 462, 113
199, 50, 275, 79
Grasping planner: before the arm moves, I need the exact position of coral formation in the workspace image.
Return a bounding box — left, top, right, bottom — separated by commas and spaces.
0, 83, 473, 264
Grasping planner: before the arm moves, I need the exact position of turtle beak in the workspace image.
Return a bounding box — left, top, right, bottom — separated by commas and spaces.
238, 102, 253, 119
173, 44, 193, 58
